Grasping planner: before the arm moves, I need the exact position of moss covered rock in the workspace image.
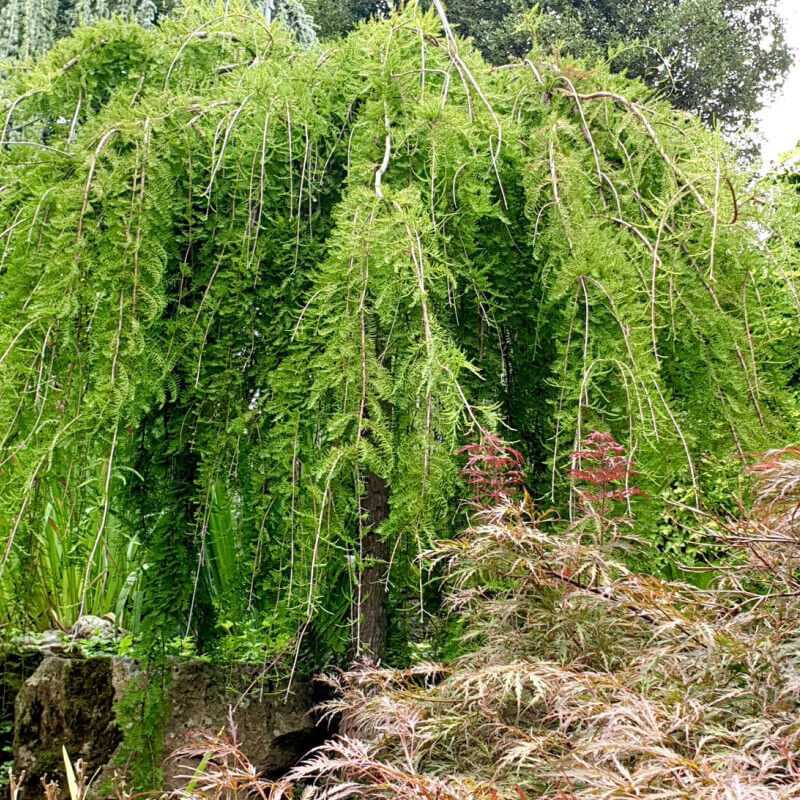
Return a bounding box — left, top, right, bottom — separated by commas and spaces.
13, 657, 120, 798
0, 650, 44, 786
11, 655, 318, 797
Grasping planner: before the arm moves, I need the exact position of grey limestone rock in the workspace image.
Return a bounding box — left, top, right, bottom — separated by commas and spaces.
11, 654, 320, 798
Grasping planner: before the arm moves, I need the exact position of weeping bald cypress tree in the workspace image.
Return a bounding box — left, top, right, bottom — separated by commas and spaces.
0, 0, 797, 663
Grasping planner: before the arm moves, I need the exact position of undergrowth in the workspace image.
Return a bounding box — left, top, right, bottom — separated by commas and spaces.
112, 662, 172, 792
266, 436, 800, 799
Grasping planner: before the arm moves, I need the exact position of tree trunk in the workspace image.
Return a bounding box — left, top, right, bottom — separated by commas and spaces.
356, 473, 389, 659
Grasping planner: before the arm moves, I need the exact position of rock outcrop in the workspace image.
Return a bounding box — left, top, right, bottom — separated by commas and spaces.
0, 650, 44, 786
8, 653, 319, 799
13, 657, 121, 795
161, 661, 319, 787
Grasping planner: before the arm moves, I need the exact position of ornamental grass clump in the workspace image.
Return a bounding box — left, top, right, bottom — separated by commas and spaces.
278, 437, 800, 799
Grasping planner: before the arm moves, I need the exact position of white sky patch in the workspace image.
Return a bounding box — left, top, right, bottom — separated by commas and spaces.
760, 0, 800, 166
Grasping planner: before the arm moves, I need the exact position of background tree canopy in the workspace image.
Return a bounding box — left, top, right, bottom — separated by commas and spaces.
0, 0, 315, 58
309, 0, 792, 132
302, 0, 388, 37
0, 0, 169, 58
0, 0, 798, 668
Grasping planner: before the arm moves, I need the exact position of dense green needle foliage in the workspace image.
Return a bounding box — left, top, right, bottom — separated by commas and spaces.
438, 0, 793, 131
308, 0, 792, 133
0, 1, 797, 663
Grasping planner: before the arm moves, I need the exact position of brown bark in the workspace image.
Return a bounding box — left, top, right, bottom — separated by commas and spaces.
356, 473, 390, 659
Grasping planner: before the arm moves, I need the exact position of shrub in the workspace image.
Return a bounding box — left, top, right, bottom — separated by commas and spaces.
277, 436, 800, 799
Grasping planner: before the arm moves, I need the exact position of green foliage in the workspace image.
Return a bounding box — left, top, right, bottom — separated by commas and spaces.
0, 1, 797, 664
113, 663, 171, 791
26, 479, 143, 630
407, 0, 791, 131
648, 453, 744, 585
0, 0, 316, 60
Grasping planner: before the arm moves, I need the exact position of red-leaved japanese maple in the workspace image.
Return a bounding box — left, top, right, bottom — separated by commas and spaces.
569, 432, 642, 529
457, 433, 525, 508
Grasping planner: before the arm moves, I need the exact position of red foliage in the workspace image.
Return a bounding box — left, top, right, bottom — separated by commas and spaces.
569, 431, 642, 506
458, 433, 525, 508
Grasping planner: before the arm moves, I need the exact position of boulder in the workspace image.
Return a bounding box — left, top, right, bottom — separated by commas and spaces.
11, 631, 69, 656
0, 649, 44, 785
160, 661, 320, 788
11, 655, 320, 798
13, 657, 121, 798
68, 615, 115, 642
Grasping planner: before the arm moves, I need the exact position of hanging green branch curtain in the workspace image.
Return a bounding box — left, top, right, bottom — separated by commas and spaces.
0, 0, 796, 661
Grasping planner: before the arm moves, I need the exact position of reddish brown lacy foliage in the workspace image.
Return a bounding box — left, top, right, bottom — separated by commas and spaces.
168, 710, 274, 800
734, 445, 800, 589
458, 433, 525, 508
277, 502, 800, 799
569, 431, 642, 505
167, 440, 800, 800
